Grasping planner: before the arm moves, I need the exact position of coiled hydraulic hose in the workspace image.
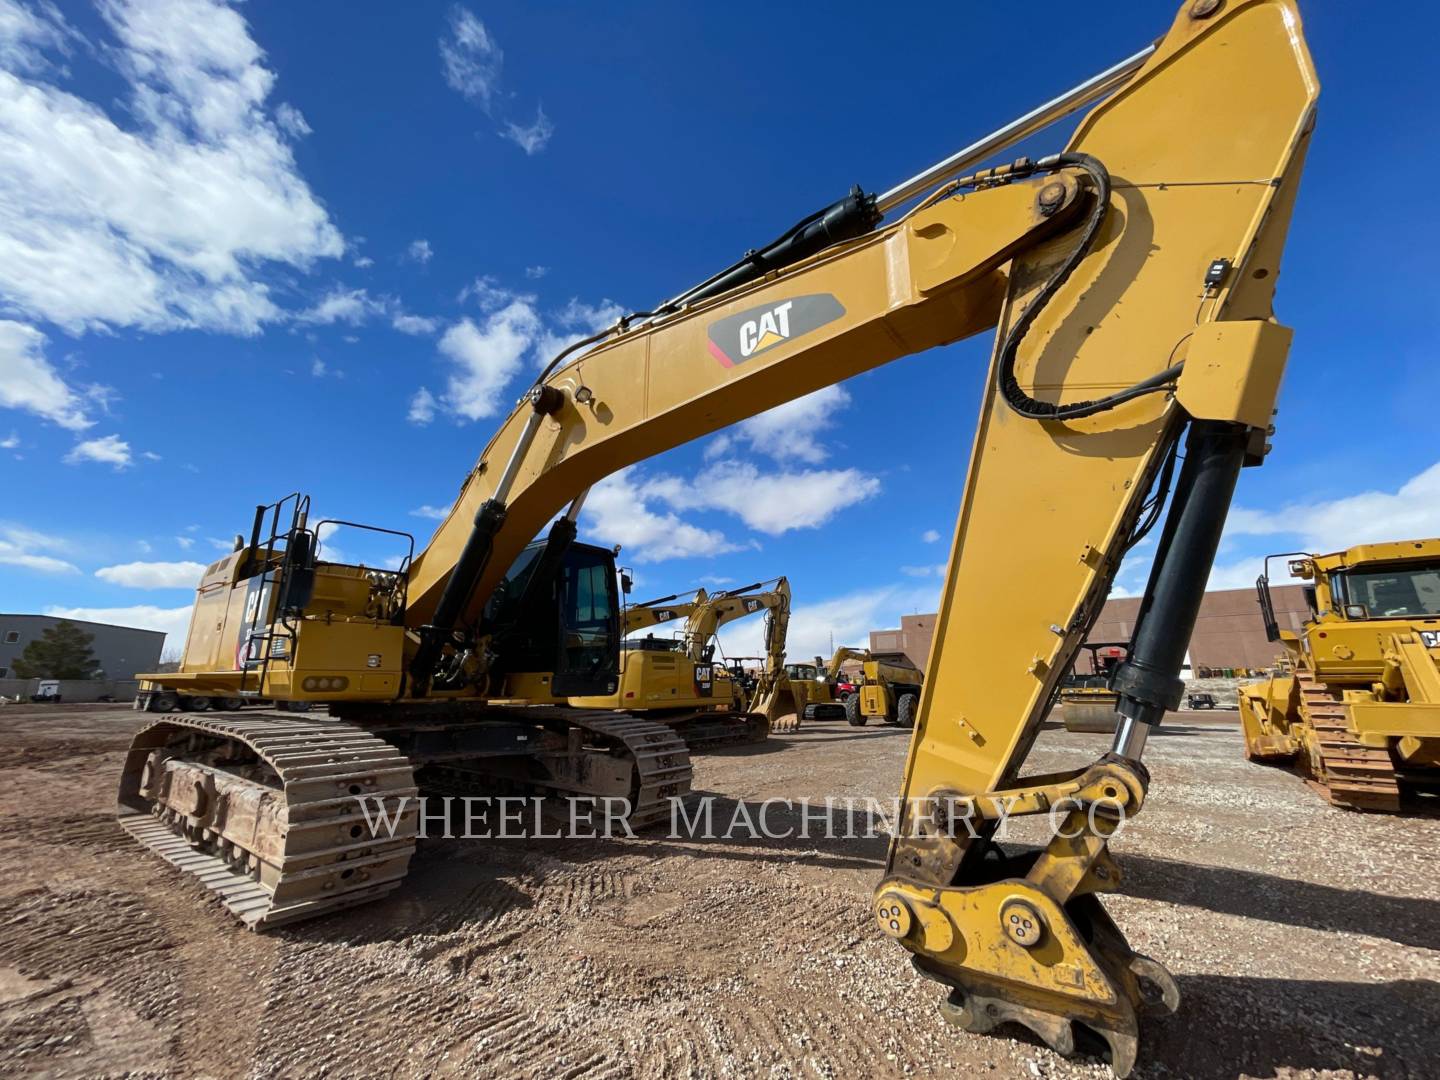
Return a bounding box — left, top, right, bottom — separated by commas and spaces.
993, 152, 1183, 421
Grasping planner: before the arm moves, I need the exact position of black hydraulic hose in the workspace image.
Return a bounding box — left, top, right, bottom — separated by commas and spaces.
996, 152, 1182, 421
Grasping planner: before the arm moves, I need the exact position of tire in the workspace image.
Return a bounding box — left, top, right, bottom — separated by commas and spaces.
179, 695, 210, 712
153, 691, 179, 713
845, 694, 866, 727
213, 697, 246, 711
897, 693, 918, 730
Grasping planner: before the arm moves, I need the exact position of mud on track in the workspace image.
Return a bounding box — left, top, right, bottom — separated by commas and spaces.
2, 703, 1438, 1078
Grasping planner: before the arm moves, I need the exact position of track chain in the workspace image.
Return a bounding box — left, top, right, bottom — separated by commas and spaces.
1296, 674, 1401, 811
117, 711, 418, 928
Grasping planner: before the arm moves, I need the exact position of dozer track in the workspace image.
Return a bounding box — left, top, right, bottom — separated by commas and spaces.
117, 711, 420, 929
1296, 674, 1402, 812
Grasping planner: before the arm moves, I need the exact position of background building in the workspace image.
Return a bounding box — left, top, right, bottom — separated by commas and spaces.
0, 614, 164, 681
868, 586, 1311, 674
869, 614, 933, 671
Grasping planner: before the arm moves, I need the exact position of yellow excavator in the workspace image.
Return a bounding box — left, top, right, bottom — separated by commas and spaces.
1239, 540, 1440, 810
120, 1, 1316, 1070
570, 578, 791, 745
785, 645, 869, 721
621, 586, 706, 637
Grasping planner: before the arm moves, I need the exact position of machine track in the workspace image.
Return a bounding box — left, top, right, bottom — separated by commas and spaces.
641, 710, 769, 752
117, 711, 419, 929
1296, 674, 1402, 811
560, 712, 693, 827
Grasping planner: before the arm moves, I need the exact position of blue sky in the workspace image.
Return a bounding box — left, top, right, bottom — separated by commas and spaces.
1, 1, 1437, 663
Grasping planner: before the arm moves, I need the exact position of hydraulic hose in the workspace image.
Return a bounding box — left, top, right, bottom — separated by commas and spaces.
993, 152, 1182, 421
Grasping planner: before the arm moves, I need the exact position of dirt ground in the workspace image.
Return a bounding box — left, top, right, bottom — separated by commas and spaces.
1, 703, 1437, 1079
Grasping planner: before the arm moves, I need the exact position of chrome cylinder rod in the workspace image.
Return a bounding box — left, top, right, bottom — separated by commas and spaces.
875, 44, 1156, 214
1111, 715, 1151, 762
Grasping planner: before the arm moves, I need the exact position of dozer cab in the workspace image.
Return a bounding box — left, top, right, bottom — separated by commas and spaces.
1239, 539, 1440, 810
119, 2, 1318, 1070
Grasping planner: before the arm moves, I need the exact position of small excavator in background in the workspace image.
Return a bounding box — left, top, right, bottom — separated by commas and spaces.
1239, 539, 1440, 810
785, 645, 869, 721
569, 578, 791, 745
119, 2, 1317, 1070
621, 587, 706, 637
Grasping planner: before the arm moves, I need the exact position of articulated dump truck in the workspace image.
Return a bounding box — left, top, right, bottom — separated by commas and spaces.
1239, 539, 1440, 810
117, 1, 1319, 1070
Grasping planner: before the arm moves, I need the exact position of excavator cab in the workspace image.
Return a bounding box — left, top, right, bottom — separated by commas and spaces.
485, 539, 622, 697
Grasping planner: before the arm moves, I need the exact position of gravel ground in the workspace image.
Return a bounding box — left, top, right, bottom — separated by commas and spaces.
1, 703, 1437, 1078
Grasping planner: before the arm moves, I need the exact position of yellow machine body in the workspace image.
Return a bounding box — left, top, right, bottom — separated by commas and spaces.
1239, 538, 1440, 809
569, 580, 787, 716
850, 658, 925, 728
124, 1, 1319, 1069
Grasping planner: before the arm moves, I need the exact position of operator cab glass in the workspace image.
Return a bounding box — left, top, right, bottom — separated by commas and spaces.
488, 540, 621, 696
1333, 562, 1440, 619
785, 663, 819, 681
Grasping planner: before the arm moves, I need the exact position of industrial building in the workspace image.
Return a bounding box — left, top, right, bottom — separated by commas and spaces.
0, 613, 165, 683
870, 586, 1311, 674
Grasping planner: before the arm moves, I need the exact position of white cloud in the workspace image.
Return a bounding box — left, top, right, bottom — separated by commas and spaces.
407, 386, 437, 425
393, 312, 440, 336
0, 0, 343, 336
502, 105, 553, 155
296, 286, 382, 327
1224, 462, 1440, 553
44, 603, 193, 653
274, 102, 310, 139
0, 321, 94, 430
0, 541, 76, 574
524, 265, 548, 280
440, 6, 552, 154
174, 535, 193, 549
534, 297, 624, 369
65, 434, 132, 469
95, 559, 206, 589
717, 583, 939, 664
921, 528, 941, 544
900, 564, 946, 578
353, 255, 374, 269
704, 385, 850, 465
207, 536, 236, 551
439, 6, 501, 110
410, 503, 452, 520
586, 469, 742, 563
405, 238, 433, 264
0, 0, 77, 74
0, 431, 17, 449
310, 356, 327, 377
437, 301, 540, 420
645, 460, 879, 535
0, 522, 78, 573
459, 275, 525, 312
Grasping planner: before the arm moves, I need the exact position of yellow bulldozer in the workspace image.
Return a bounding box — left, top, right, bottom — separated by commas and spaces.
119, 2, 1318, 1070
1239, 539, 1440, 810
